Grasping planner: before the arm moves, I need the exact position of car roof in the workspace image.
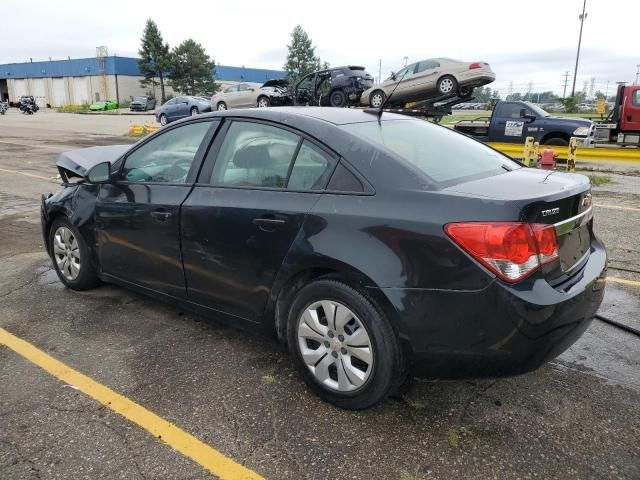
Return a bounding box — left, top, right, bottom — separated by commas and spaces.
196, 106, 415, 126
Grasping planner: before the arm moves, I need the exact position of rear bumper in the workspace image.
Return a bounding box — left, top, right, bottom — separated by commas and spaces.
457, 70, 496, 87
374, 237, 607, 378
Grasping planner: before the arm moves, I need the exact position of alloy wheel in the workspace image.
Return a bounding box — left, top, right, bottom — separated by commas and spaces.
258, 97, 269, 108
371, 92, 384, 108
297, 300, 374, 392
53, 226, 80, 281
217, 103, 226, 111
439, 78, 454, 94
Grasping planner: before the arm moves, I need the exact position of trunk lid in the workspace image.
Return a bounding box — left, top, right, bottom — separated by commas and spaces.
445, 168, 593, 284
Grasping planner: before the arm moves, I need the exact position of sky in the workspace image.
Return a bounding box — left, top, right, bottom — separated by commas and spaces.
1, 0, 637, 97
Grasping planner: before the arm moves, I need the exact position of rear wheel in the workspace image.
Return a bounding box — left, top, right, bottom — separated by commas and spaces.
49, 218, 99, 291
287, 279, 405, 409
330, 90, 347, 107
437, 75, 458, 95
257, 96, 270, 108
216, 102, 227, 111
369, 90, 386, 108
190, 106, 199, 116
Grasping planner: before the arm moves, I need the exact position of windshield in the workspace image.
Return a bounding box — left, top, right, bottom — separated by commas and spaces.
525, 102, 551, 117
133, 96, 145, 102
342, 120, 520, 186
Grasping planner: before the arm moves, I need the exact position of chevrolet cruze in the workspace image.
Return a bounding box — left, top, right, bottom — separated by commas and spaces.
42, 107, 606, 409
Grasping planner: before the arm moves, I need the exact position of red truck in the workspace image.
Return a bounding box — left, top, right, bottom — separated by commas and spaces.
594, 84, 640, 146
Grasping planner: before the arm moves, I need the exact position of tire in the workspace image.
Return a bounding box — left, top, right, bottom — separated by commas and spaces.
257, 96, 270, 108
216, 102, 227, 111
329, 90, 347, 108
369, 90, 386, 108
437, 75, 458, 95
543, 136, 569, 146
159, 114, 168, 126
49, 218, 100, 291
190, 106, 199, 116
287, 279, 405, 409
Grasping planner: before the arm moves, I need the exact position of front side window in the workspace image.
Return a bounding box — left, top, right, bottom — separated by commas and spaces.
209, 122, 300, 188
122, 121, 213, 183
499, 103, 525, 118
416, 60, 439, 73
633, 90, 640, 106
342, 120, 520, 186
288, 140, 336, 190
224, 85, 238, 93
297, 75, 314, 91
238, 83, 251, 91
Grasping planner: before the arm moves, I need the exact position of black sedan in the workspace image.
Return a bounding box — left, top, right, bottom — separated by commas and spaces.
41, 107, 606, 409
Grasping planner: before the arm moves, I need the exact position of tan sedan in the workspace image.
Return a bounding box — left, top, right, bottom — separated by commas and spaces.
361, 58, 495, 107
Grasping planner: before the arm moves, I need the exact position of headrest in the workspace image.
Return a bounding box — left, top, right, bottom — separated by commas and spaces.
233, 143, 271, 169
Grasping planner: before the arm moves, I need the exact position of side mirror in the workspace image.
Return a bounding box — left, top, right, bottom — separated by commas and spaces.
86, 161, 111, 184
390, 72, 396, 81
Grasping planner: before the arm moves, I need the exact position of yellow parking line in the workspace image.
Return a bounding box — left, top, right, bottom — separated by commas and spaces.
607, 277, 640, 287
595, 203, 640, 213
0, 167, 55, 181
0, 328, 263, 480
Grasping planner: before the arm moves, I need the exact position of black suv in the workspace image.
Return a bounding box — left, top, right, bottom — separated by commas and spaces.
293, 66, 374, 107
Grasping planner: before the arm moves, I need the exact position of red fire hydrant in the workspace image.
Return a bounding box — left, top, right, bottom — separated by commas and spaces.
538, 148, 558, 170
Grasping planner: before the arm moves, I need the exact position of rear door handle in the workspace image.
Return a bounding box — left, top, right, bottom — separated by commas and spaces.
150, 210, 172, 222
252, 216, 287, 232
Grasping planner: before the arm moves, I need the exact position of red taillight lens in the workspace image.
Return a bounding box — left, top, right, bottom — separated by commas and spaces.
445, 222, 559, 282
469, 62, 482, 69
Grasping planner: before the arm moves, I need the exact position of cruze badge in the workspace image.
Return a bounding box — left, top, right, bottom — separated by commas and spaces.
541, 207, 560, 217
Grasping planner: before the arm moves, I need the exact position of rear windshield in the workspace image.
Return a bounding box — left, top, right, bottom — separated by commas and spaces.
342, 120, 520, 186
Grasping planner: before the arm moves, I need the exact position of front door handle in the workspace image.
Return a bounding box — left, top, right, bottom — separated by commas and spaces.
252, 216, 287, 232
150, 210, 172, 222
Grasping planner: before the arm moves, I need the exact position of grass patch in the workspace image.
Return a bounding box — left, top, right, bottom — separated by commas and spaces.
448, 426, 472, 448
588, 174, 612, 186
57, 104, 89, 113
399, 467, 422, 480
261, 374, 275, 385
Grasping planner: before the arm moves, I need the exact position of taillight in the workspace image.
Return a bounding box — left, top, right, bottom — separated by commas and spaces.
469, 62, 482, 69
444, 222, 559, 282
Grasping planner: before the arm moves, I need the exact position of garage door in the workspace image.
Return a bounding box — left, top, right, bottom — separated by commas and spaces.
52, 78, 66, 107
12, 79, 27, 101
31, 78, 46, 107
72, 77, 89, 105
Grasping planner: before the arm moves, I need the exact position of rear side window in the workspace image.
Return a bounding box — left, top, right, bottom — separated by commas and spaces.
287, 141, 336, 190
342, 120, 520, 186
416, 60, 439, 72
209, 122, 299, 188
327, 163, 364, 192
633, 90, 640, 106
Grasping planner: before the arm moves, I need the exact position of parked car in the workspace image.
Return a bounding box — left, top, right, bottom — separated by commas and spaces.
16, 95, 37, 108
211, 80, 291, 111
89, 100, 119, 111
129, 96, 156, 112
292, 66, 375, 107
361, 58, 495, 108
155, 96, 211, 125
42, 107, 605, 409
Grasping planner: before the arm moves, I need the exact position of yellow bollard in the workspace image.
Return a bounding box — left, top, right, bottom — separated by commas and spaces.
567, 137, 578, 172
522, 136, 535, 167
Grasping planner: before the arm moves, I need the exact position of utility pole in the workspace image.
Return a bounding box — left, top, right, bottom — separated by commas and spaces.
378, 59, 382, 84
571, 0, 587, 97
635, 65, 640, 85
527, 82, 533, 101
605, 80, 610, 99
562, 71, 570, 98
507, 81, 513, 100
589, 77, 595, 100
403, 56, 408, 67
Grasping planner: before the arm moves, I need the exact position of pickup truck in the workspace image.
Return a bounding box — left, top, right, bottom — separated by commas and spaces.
454, 100, 594, 146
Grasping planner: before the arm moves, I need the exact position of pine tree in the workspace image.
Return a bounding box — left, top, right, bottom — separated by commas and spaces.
138, 19, 171, 103
283, 25, 320, 86
169, 39, 218, 96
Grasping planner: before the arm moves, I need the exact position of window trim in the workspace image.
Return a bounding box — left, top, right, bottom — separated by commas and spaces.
195, 117, 342, 193
115, 118, 220, 186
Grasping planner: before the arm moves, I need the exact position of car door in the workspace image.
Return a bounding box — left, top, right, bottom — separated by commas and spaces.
489, 102, 528, 143
294, 73, 315, 105
388, 63, 418, 102
222, 85, 240, 108
164, 97, 180, 120
175, 96, 192, 119
94, 119, 219, 297
235, 83, 256, 107
413, 60, 440, 95
181, 119, 338, 322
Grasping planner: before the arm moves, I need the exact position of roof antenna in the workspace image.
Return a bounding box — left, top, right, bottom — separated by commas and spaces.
365, 66, 412, 120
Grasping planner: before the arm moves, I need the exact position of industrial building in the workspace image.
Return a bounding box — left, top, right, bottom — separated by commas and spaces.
0, 55, 285, 107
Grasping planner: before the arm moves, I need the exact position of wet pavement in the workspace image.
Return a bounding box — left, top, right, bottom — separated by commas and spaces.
1, 111, 638, 479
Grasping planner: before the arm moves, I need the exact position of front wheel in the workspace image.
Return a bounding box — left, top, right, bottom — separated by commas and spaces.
287, 279, 405, 409
49, 218, 100, 291
257, 96, 270, 108
216, 102, 227, 111
369, 90, 386, 108
543, 136, 569, 146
